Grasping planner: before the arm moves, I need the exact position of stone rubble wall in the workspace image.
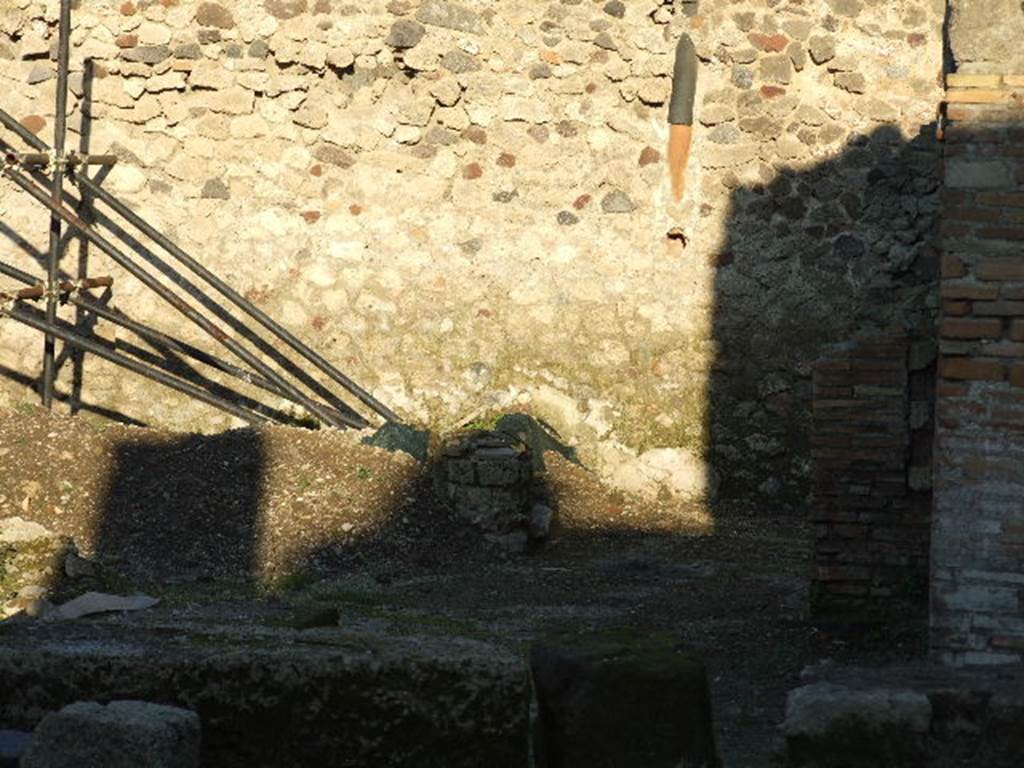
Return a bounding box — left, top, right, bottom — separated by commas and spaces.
931, 73, 1024, 666
0, 0, 944, 498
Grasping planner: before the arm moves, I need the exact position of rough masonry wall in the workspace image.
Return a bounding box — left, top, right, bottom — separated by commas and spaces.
0, 0, 943, 499
931, 73, 1024, 666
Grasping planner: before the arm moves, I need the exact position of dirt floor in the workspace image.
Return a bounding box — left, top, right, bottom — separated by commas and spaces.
0, 406, 928, 767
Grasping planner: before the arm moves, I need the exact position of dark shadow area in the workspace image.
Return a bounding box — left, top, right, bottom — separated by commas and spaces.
710, 123, 940, 498
710, 123, 942, 640
95, 429, 266, 578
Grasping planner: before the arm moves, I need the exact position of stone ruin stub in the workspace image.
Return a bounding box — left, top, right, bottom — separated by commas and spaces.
437, 430, 533, 536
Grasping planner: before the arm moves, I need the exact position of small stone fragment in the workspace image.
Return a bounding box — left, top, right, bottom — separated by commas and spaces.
196, 2, 234, 29
264, 0, 308, 20
201, 178, 231, 199
809, 35, 836, 65
603, 0, 626, 19
601, 189, 635, 214
557, 210, 579, 226
386, 19, 426, 49
416, 0, 485, 34
638, 146, 660, 166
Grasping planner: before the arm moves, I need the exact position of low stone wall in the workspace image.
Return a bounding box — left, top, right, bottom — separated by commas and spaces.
931, 73, 1024, 666
0, 0, 944, 498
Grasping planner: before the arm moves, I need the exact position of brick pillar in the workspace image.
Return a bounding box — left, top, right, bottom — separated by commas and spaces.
931, 74, 1024, 666
811, 334, 933, 617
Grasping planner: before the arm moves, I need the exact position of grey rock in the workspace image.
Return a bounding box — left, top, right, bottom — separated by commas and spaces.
416, 0, 484, 34
949, 0, 1024, 73
197, 29, 221, 44
492, 189, 518, 203
603, 0, 626, 19
825, 0, 863, 16
809, 35, 836, 65
21, 700, 201, 768
362, 422, 430, 462
529, 63, 552, 80
27, 64, 53, 85
441, 49, 481, 73
312, 144, 355, 167
759, 54, 793, 84
459, 238, 483, 255
834, 72, 866, 93
264, 0, 308, 20
424, 126, 459, 145
201, 178, 231, 200
196, 2, 234, 29
386, 19, 426, 49
783, 683, 930, 766
0, 516, 52, 543
121, 45, 171, 65
731, 65, 753, 89
834, 234, 865, 260
224, 43, 243, 59
708, 124, 740, 145
248, 40, 270, 58
55, 592, 159, 621
600, 189, 636, 214
173, 42, 203, 59
557, 210, 579, 226
593, 32, 617, 51
64, 552, 99, 580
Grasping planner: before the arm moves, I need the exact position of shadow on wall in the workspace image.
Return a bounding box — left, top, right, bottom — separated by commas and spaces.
707, 122, 941, 502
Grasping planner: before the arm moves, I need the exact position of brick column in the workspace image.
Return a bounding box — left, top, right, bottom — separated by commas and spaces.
931, 74, 1024, 666
811, 334, 933, 617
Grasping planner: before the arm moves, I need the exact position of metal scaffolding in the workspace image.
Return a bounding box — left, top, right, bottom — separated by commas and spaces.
0, 0, 397, 430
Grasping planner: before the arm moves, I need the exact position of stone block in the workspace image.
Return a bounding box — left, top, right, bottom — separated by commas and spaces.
0, 629, 529, 768
531, 629, 719, 768
783, 683, 931, 767
21, 700, 200, 768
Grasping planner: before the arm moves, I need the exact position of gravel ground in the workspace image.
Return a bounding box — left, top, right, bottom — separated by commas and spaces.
0, 406, 926, 767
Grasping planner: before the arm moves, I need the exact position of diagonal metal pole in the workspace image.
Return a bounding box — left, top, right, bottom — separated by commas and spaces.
0, 103, 397, 424
1, 303, 267, 426
2, 258, 362, 427
0, 161, 362, 429
41, 0, 73, 408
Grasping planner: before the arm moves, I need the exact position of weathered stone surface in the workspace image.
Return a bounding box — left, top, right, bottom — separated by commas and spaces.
949, 0, 1024, 72
784, 683, 930, 766
532, 629, 719, 768
195, 3, 233, 29
264, 0, 308, 20
21, 701, 200, 768
416, 1, 484, 34
0, 624, 529, 768
386, 19, 426, 49
600, 189, 635, 214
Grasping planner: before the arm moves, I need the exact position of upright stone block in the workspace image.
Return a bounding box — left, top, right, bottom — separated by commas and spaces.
530, 630, 720, 768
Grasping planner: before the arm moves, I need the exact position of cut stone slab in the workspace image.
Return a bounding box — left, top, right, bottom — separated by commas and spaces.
531, 628, 720, 767
54, 592, 160, 620
782, 667, 1024, 768
21, 700, 200, 768
0, 622, 529, 768
782, 682, 931, 767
